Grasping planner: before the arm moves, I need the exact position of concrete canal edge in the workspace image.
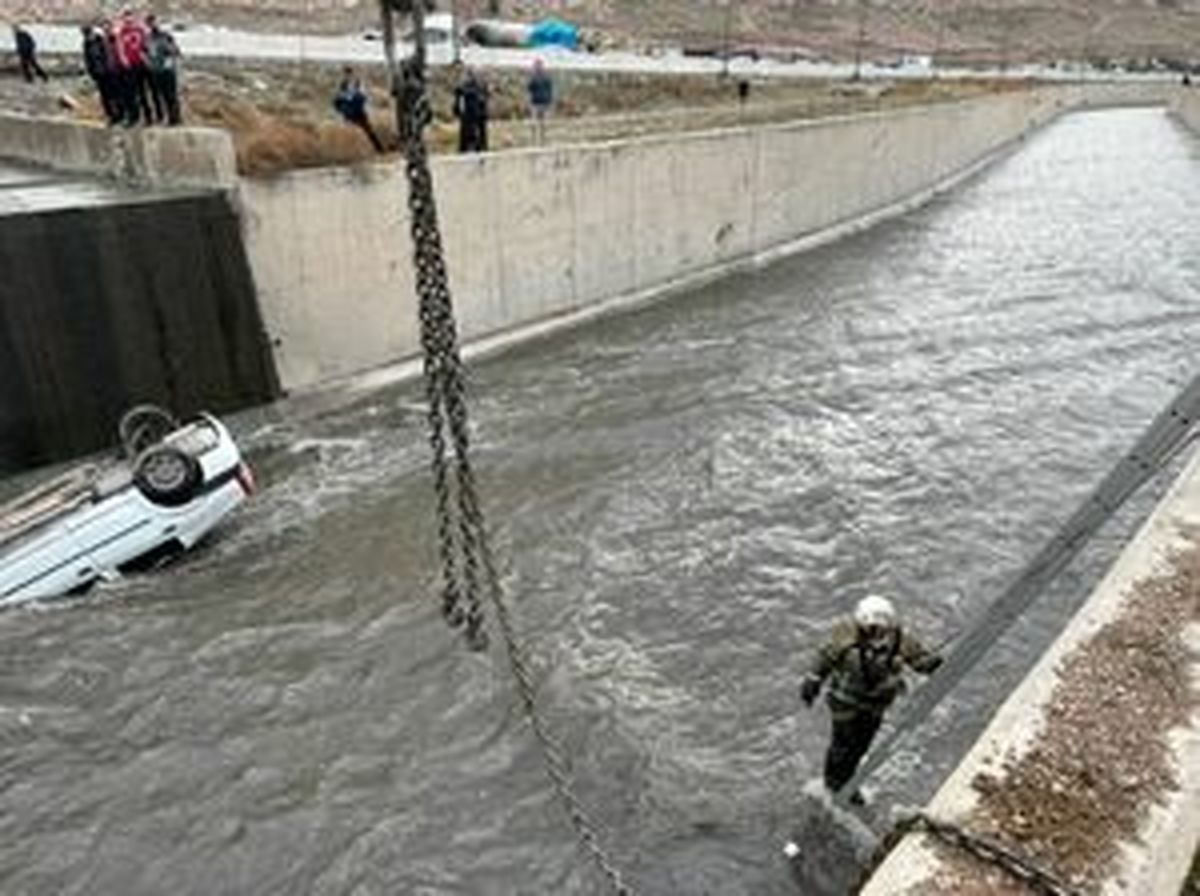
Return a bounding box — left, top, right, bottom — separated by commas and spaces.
1171, 88, 1200, 134
0, 112, 237, 190
861, 442, 1200, 896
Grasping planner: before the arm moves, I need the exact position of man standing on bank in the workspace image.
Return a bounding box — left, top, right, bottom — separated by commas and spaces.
14, 25, 48, 83
800, 595, 943, 802
526, 58, 554, 145
453, 67, 490, 153
146, 16, 182, 126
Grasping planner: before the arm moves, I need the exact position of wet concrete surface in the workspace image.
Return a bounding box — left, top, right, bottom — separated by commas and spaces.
0, 107, 1198, 895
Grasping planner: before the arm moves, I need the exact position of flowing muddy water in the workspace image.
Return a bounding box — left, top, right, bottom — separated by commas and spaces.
1, 108, 1198, 895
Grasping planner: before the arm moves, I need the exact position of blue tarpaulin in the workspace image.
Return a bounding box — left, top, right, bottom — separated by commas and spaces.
527, 18, 578, 50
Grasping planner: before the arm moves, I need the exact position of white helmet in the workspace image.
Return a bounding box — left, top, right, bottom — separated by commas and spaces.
854, 595, 897, 631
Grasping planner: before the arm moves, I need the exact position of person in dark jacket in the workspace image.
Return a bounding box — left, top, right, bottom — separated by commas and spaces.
82, 24, 121, 124
145, 16, 182, 125
14, 25, 48, 83
526, 58, 553, 145
333, 67, 384, 153
453, 67, 490, 153
800, 595, 943, 801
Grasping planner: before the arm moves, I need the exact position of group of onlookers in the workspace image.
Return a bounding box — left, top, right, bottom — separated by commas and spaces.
81, 10, 182, 127
10, 15, 182, 127
333, 60, 556, 156
452, 61, 556, 152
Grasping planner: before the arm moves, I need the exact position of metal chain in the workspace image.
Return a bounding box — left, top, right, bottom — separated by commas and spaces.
389, 19, 636, 894
895, 811, 1083, 896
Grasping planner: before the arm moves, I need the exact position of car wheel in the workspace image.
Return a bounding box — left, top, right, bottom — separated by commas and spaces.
133, 445, 201, 506
118, 405, 179, 458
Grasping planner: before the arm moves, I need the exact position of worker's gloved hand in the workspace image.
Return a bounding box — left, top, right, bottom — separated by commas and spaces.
800, 676, 821, 706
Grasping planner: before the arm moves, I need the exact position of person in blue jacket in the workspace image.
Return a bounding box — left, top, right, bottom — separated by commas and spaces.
526, 58, 554, 145
334, 67, 384, 153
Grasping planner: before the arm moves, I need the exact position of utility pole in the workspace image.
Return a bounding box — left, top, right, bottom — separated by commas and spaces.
381, 0, 429, 146
722, 0, 735, 80
449, 0, 461, 64
933, 1, 947, 70
853, 0, 868, 81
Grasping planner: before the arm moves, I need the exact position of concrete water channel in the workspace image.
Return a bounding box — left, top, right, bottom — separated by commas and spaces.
0, 106, 1198, 895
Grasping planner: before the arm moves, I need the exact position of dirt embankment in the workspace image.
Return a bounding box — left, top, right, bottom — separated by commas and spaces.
0, 57, 1022, 176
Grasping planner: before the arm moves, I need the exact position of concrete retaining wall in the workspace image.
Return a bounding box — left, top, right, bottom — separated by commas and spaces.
242, 81, 1182, 393
1172, 88, 1200, 134
0, 192, 279, 471
243, 90, 1068, 391
0, 113, 237, 190
861, 444, 1200, 895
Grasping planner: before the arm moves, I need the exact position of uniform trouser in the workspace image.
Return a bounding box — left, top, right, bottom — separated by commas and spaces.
823, 708, 884, 793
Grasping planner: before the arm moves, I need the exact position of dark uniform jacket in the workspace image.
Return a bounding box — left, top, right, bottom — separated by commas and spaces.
808, 619, 941, 718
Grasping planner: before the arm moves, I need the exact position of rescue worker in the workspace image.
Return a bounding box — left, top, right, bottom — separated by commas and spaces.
800, 595, 943, 801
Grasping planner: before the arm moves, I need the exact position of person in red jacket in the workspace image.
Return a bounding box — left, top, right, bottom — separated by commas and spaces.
113, 9, 152, 125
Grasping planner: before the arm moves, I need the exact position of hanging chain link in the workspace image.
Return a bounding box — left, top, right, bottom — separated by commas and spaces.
894, 811, 1084, 896
388, 21, 636, 895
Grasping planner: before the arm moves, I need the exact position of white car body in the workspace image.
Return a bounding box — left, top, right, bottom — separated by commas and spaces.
0, 414, 252, 607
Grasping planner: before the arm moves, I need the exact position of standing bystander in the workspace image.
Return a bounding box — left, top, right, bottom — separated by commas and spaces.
145, 16, 182, 125
453, 67, 490, 153
333, 67, 385, 153
526, 58, 554, 145
82, 24, 121, 124
114, 9, 152, 126
13, 25, 48, 83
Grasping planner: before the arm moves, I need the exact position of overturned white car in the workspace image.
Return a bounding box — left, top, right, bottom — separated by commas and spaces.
0, 406, 254, 606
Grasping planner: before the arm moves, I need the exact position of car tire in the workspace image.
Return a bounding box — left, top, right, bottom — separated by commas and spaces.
133, 445, 201, 507
119, 405, 179, 459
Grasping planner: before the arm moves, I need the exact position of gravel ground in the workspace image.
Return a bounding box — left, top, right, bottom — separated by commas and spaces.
920, 526, 1200, 894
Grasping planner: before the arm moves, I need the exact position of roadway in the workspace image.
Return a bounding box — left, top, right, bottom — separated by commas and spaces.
0, 22, 1177, 83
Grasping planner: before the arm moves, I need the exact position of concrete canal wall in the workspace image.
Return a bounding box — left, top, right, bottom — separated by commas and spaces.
861, 443, 1200, 895
1172, 87, 1200, 134
0, 192, 279, 472
244, 92, 1058, 391
239, 82, 1179, 392
0, 113, 237, 190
